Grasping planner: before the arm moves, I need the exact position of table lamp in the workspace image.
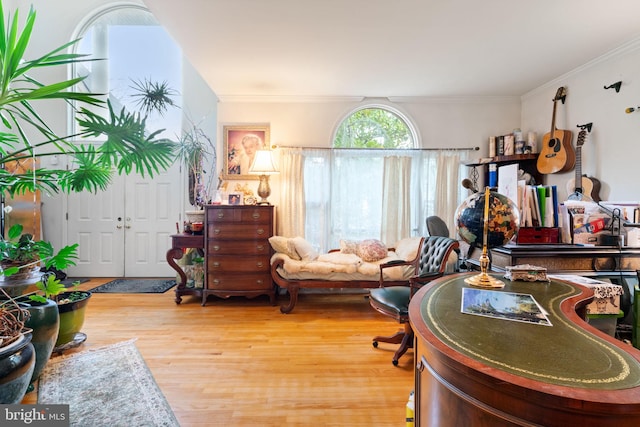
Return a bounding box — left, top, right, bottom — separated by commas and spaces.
249, 149, 279, 205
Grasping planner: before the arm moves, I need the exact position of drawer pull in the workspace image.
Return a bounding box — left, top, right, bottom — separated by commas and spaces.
256, 279, 263, 285
257, 228, 265, 235
256, 262, 264, 268
212, 279, 220, 285
217, 212, 225, 219
212, 262, 220, 268
252, 212, 260, 219
256, 244, 265, 251
214, 229, 221, 235
213, 245, 220, 251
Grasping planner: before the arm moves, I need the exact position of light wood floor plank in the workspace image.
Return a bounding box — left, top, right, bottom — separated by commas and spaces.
23, 279, 414, 426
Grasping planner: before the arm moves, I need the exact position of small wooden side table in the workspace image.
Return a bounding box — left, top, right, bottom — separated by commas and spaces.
167, 233, 204, 304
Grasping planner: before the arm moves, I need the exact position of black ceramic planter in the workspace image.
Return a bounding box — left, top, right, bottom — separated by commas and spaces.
21, 298, 60, 386
0, 333, 35, 404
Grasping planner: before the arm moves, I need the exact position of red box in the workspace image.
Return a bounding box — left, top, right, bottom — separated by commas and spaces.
517, 227, 560, 244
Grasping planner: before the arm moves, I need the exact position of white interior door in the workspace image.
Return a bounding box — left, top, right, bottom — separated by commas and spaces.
66, 164, 182, 278
124, 165, 182, 277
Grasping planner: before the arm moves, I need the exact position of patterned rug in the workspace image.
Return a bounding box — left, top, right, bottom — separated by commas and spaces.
90, 278, 176, 294
38, 340, 179, 427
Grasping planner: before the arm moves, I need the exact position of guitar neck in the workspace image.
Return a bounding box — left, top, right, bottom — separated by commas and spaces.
550, 100, 558, 135
574, 145, 582, 183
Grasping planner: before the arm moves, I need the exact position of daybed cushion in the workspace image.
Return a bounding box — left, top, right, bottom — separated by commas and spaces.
268, 236, 300, 260
394, 236, 422, 262
290, 236, 319, 261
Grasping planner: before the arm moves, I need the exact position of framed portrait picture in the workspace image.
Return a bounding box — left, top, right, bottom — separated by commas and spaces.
223, 124, 270, 180
228, 193, 242, 205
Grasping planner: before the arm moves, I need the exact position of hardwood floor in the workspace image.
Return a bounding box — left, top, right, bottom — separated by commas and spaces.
23, 279, 414, 426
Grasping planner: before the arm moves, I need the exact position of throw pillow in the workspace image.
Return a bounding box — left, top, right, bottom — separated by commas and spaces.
394, 237, 422, 261
291, 236, 319, 261
339, 239, 358, 254
268, 236, 300, 260
356, 239, 388, 262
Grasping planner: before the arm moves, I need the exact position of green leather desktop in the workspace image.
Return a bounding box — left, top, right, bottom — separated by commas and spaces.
410, 273, 640, 426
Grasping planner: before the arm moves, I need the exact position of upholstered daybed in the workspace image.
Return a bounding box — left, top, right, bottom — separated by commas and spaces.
269, 236, 424, 313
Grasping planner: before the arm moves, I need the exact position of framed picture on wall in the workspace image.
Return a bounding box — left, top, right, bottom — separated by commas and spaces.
223, 123, 270, 180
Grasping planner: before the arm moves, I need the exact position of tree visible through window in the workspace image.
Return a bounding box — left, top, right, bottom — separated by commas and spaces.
334, 107, 415, 148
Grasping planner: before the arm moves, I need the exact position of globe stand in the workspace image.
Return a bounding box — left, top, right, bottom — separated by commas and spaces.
463, 186, 506, 289
464, 246, 505, 288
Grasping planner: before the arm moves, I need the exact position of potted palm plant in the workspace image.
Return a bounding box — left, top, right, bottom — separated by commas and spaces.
0, 0, 176, 210
0, 0, 177, 403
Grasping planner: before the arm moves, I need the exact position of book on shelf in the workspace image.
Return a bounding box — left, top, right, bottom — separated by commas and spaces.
519, 185, 559, 229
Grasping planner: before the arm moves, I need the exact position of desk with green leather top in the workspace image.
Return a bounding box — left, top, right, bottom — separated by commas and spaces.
409, 273, 640, 427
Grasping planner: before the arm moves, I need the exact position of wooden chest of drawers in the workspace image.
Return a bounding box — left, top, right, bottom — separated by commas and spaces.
202, 205, 275, 305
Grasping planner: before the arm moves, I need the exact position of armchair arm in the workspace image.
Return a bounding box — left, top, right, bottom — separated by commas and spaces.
378, 259, 412, 288
409, 271, 445, 296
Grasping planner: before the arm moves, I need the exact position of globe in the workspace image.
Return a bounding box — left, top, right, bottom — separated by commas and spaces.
455, 189, 520, 249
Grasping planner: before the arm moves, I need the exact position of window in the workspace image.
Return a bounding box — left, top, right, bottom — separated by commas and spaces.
72, 5, 182, 139
334, 106, 416, 148
302, 105, 467, 252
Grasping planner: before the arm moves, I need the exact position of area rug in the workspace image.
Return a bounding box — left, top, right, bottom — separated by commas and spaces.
38, 340, 179, 427
89, 278, 176, 293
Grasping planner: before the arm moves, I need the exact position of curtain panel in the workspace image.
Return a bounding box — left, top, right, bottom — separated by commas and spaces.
279, 148, 469, 253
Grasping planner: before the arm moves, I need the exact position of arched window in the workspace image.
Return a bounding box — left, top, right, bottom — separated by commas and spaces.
333, 106, 417, 148
300, 104, 466, 251
72, 5, 182, 139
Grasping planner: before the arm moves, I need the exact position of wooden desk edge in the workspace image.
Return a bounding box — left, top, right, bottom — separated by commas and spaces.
409, 274, 640, 406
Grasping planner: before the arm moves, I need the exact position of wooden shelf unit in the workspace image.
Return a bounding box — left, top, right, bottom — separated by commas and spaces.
464, 153, 542, 189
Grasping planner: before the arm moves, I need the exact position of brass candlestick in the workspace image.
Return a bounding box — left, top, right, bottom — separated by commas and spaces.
464, 186, 505, 289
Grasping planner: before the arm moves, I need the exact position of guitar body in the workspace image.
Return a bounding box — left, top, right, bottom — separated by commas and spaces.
536, 87, 575, 174
537, 129, 575, 174
566, 175, 602, 202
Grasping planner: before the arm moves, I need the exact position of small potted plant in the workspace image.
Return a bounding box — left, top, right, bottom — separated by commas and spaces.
0, 224, 79, 296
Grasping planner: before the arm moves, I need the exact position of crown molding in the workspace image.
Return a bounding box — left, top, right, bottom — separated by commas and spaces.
522, 35, 640, 100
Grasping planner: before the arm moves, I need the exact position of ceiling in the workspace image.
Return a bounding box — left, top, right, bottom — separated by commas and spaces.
143, 0, 640, 100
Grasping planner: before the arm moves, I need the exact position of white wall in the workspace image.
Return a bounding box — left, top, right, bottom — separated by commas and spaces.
217, 96, 521, 205
521, 39, 640, 202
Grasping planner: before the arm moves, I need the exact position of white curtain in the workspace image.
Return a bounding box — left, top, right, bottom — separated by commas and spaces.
276, 149, 305, 237
381, 156, 412, 246
435, 151, 463, 235
280, 147, 470, 253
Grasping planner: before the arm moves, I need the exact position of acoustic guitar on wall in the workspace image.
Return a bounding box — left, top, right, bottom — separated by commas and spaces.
537, 86, 575, 174
566, 129, 601, 202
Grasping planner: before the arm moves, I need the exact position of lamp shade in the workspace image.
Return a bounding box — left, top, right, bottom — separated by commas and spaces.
249, 150, 278, 174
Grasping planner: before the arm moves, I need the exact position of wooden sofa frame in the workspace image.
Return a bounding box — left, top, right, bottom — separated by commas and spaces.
270, 238, 425, 313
